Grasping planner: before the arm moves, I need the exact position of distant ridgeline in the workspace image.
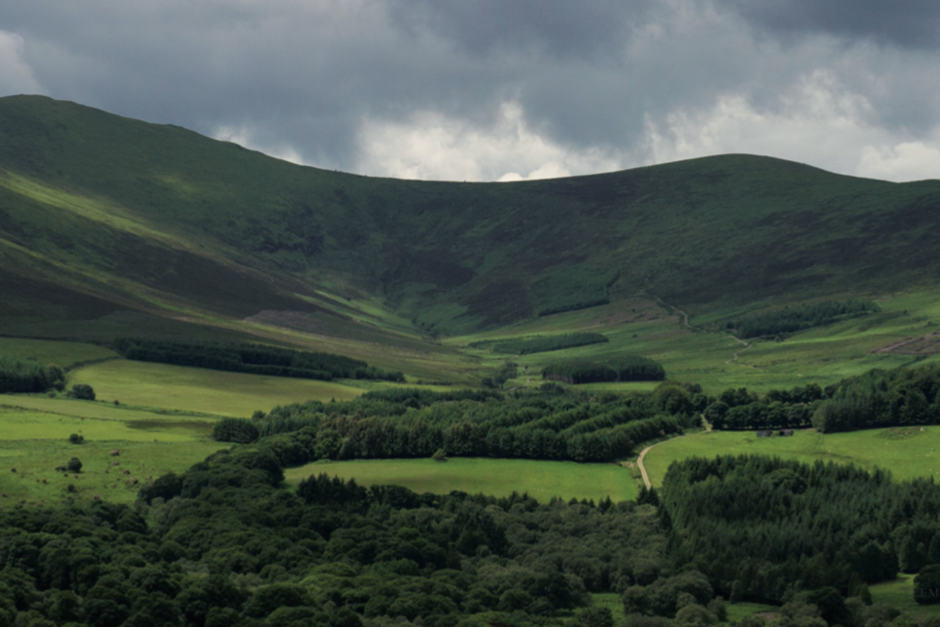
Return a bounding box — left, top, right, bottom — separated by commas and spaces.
486, 332, 609, 355
112, 338, 404, 382
0, 356, 65, 393
235, 384, 705, 462
726, 299, 880, 338
542, 355, 666, 384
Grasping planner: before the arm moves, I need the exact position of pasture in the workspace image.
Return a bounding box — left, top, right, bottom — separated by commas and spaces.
284, 457, 639, 503
0, 396, 224, 504
68, 359, 364, 416
450, 289, 940, 394
643, 426, 940, 487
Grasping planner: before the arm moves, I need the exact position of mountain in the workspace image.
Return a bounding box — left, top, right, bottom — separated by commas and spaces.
1, 95, 939, 377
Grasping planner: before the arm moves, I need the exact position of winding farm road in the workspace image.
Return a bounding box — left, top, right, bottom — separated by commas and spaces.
636, 442, 658, 489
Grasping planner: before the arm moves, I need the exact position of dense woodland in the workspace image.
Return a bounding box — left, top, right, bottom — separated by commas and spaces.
726, 300, 880, 339
0, 445, 671, 626
2, 443, 937, 624
112, 338, 404, 382
234, 385, 701, 463
660, 456, 940, 606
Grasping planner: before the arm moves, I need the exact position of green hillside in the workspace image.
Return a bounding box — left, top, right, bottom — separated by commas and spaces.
1, 95, 939, 384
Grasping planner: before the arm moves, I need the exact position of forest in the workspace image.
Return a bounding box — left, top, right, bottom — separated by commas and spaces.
660, 456, 940, 606
112, 338, 404, 382
233, 385, 701, 463
726, 300, 880, 338
2, 440, 936, 624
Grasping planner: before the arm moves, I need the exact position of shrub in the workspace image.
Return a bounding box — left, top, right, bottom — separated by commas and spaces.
66, 457, 82, 473
68, 384, 96, 400
68, 433, 84, 444
915, 564, 940, 605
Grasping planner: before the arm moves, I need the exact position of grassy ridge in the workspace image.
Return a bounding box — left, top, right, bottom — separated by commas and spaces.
3, 95, 940, 342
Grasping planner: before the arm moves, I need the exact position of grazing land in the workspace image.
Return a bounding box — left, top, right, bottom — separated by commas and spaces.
643, 425, 940, 487
284, 457, 638, 503
68, 359, 363, 416
0, 396, 225, 504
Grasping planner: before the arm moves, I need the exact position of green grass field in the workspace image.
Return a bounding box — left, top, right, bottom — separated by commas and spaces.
284, 457, 638, 503
869, 574, 940, 619
68, 359, 364, 416
0, 395, 225, 504
450, 288, 940, 394
643, 426, 940, 487
0, 439, 223, 505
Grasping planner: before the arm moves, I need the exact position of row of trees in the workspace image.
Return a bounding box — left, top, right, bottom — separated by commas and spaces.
0, 357, 65, 393
726, 299, 880, 338
542, 356, 666, 384
812, 364, 940, 432
112, 337, 404, 382
489, 332, 609, 355
248, 385, 700, 463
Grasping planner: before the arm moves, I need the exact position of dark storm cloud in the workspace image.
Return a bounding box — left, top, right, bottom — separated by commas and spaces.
0, 1, 938, 180
389, 0, 650, 59
728, 0, 940, 48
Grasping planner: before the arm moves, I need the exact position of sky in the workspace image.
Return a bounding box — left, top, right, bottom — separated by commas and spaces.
1, 0, 939, 182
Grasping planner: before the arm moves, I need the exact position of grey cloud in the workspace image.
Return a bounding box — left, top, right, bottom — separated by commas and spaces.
727, 0, 940, 48
0, 1, 938, 180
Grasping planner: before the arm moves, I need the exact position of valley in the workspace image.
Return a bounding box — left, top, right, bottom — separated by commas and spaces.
2, 96, 940, 625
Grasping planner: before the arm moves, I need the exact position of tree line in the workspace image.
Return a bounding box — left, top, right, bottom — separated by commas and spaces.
812, 364, 940, 432
112, 337, 404, 382
542, 356, 666, 384
0, 357, 64, 393
488, 332, 609, 355
726, 299, 880, 338
234, 384, 702, 463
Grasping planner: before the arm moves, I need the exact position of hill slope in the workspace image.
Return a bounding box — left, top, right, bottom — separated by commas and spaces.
1, 95, 938, 353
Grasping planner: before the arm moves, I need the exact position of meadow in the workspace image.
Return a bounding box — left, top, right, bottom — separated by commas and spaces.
451, 288, 940, 394
643, 425, 940, 487
284, 457, 639, 503
0, 395, 225, 504
68, 359, 364, 416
